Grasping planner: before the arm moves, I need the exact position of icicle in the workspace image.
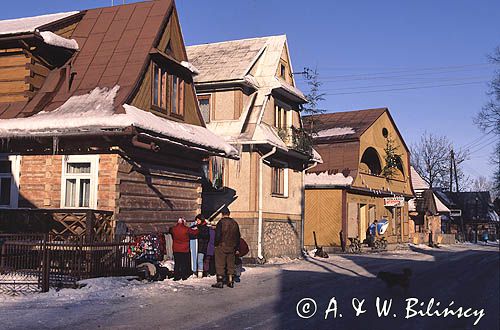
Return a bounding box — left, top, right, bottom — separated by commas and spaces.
52, 136, 59, 155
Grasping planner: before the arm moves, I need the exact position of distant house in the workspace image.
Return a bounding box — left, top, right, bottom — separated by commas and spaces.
408, 167, 454, 244
443, 191, 499, 240
0, 0, 237, 239
186, 36, 319, 260
304, 108, 413, 249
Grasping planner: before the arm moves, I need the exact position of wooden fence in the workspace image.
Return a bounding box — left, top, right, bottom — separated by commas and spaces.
0, 234, 136, 294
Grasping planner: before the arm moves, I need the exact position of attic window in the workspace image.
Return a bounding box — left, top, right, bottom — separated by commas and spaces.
360, 147, 382, 176
382, 128, 389, 138
152, 63, 168, 110
151, 62, 184, 118
280, 63, 286, 79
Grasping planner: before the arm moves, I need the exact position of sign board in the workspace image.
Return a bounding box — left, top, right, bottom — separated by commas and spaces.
384, 197, 405, 207
450, 209, 462, 217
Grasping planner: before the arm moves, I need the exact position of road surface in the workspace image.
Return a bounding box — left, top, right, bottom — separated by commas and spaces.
1, 243, 498, 330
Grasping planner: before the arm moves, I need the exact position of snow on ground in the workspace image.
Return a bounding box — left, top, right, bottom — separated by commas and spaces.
0, 243, 497, 307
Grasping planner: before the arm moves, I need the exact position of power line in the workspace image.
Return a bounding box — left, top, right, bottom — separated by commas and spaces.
323, 81, 487, 96
320, 76, 491, 92
315, 63, 494, 73
296, 64, 495, 82
467, 138, 499, 156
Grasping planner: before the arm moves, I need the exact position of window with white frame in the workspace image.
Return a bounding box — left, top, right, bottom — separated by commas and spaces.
0, 155, 20, 208
61, 155, 98, 208
271, 164, 289, 197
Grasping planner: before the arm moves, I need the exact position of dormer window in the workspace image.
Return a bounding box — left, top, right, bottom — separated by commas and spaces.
152, 62, 168, 110
151, 61, 184, 118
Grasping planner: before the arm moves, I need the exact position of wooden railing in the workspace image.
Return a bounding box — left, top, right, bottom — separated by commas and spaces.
0, 209, 114, 242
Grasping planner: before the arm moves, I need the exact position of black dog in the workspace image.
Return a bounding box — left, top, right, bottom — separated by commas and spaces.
377, 268, 412, 292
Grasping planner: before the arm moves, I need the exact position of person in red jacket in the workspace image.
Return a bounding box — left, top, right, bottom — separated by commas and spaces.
169, 218, 198, 281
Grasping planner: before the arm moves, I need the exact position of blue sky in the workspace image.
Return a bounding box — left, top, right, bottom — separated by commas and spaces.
2, 0, 499, 183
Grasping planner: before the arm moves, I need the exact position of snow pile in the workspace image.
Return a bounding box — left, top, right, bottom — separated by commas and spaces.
266, 256, 297, 265
311, 148, 323, 163
39, 31, 78, 50
0, 11, 79, 36
305, 172, 353, 186
316, 127, 355, 137
180, 61, 199, 75
0, 86, 238, 158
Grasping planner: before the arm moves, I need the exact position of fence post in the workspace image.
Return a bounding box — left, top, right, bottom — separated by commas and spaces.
41, 235, 50, 293
0, 243, 6, 271
86, 210, 95, 243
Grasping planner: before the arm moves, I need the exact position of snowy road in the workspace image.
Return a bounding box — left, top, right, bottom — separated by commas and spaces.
1, 243, 498, 330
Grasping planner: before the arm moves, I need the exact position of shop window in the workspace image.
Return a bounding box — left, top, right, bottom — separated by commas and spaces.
0, 155, 19, 208
360, 147, 382, 175
61, 155, 98, 208
198, 94, 211, 124
272, 166, 288, 197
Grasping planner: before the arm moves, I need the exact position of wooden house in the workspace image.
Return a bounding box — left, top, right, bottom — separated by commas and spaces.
0, 0, 238, 240
186, 36, 319, 261
304, 108, 414, 249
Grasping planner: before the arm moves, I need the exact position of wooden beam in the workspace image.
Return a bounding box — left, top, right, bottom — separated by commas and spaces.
26, 62, 50, 77
25, 75, 45, 89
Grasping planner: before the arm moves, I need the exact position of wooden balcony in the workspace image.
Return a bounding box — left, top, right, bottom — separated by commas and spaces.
0, 209, 114, 242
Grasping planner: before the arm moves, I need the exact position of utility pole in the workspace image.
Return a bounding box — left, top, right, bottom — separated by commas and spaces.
453, 152, 459, 192
449, 149, 454, 192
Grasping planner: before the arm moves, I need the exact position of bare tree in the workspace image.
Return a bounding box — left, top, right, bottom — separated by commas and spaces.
472, 176, 493, 192
474, 46, 500, 194
301, 67, 326, 135
410, 132, 469, 189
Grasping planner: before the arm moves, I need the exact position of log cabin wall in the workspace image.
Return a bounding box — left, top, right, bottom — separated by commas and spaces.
0, 49, 31, 103
115, 153, 203, 232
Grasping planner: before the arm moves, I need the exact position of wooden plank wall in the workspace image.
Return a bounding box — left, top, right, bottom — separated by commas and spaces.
115, 156, 202, 230
0, 50, 30, 103
304, 189, 343, 247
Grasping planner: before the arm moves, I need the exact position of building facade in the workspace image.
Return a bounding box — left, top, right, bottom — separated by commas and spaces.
187, 36, 317, 261
0, 0, 237, 238
304, 108, 414, 249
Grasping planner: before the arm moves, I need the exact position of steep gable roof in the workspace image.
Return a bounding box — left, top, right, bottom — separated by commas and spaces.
186, 36, 269, 83
0, 0, 238, 159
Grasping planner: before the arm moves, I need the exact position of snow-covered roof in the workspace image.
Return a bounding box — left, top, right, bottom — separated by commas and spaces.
316, 127, 355, 138
39, 31, 78, 50
0, 86, 238, 158
410, 166, 429, 190
0, 11, 79, 36
180, 61, 199, 75
434, 193, 450, 213
305, 172, 353, 187
311, 148, 323, 164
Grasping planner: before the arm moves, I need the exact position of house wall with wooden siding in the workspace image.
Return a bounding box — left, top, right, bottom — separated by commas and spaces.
355, 111, 412, 195
304, 188, 343, 247
17, 154, 118, 211
0, 50, 30, 103
115, 154, 202, 232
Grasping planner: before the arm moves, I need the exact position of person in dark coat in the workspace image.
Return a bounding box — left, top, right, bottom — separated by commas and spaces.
204, 226, 216, 276
169, 218, 198, 281
212, 208, 240, 288
195, 214, 210, 277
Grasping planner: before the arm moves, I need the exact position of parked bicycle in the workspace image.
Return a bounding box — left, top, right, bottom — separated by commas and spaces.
347, 237, 362, 253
